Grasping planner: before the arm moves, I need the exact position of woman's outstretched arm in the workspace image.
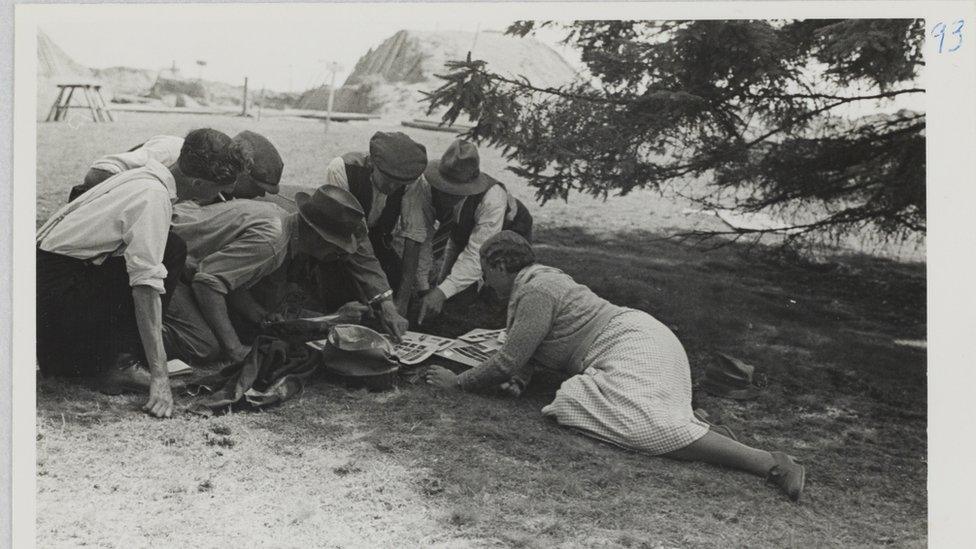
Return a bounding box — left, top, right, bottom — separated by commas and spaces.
451, 290, 556, 392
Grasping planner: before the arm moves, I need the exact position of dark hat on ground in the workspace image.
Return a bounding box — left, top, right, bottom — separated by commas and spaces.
700, 352, 763, 401
319, 324, 399, 391
233, 131, 283, 194
294, 186, 367, 254
425, 139, 497, 196
369, 131, 428, 182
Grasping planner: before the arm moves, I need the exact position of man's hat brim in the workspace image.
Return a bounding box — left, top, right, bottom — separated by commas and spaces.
294, 191, 360, 254
425, 161, 496, 196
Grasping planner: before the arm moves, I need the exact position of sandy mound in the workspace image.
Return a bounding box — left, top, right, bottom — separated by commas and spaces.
92, 67, 158, 99
37, 29, 300, 117
300, 30, 579, 119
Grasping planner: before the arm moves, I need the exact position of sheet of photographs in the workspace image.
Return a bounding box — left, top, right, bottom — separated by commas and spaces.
458, 328, 508, 344
391, 331, 457, 365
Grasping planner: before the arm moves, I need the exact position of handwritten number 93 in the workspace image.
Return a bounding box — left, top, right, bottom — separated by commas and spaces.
933, 20, 964, 53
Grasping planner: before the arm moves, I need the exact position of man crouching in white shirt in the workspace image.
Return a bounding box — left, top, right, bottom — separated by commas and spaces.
411, 140, 533, 325
36, 128, 247, 418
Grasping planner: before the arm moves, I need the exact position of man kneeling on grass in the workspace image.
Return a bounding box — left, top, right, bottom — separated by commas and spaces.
36, 129, 246, 418
405, 139, 533, 324
164, 185, 409, 365
70, 131, 296, 363
163, 133, 289, 363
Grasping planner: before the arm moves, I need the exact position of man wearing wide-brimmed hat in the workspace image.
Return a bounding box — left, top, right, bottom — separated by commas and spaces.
400, 139, 533, 324
165, 184, 409, 364
73, 130, 283, 202
256, 185, 409, 340
319, 131, 429, 312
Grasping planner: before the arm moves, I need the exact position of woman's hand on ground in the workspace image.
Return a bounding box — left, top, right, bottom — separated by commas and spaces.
424, 365, 460, 390
143, 377, 174, 418
499, 379, 523, 398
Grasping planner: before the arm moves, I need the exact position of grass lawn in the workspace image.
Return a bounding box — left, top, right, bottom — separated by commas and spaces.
34, 113, 926, 547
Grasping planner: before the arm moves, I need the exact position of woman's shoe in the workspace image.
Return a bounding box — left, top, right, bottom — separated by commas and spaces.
767, 451, 805, 502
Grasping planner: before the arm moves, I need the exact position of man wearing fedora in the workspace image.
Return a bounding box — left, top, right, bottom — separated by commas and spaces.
319, 131, 429, 313
405, 139, 533, 324
258, 185, 409, 339
72, 130, 283, 203
166, 185, 409, 363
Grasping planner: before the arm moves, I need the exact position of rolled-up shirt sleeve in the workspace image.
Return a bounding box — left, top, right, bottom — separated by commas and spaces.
397, 177, 437, 288
91, 135, 183, 174
438, 185, 507, 299
120, 184, 173, 292
323, 157, 350, 190
415, 237, 434, 291
397, 176, 435, 244
91, 148, 150, 175
192, 216, 286, 295
456, 290, 555, 392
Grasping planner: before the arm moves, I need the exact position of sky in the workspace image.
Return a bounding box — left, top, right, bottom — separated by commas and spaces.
34, 3, 920, 114
36, 4, 578, 94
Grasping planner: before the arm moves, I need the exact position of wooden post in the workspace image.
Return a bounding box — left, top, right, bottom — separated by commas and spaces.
45, 85, 67, 122
58, 86, 78, 121
324, 63, 341, 134
83, 86, 100, 122
241, 77, 249, 117
96, 86, 116, 122
258, 87, 265, 122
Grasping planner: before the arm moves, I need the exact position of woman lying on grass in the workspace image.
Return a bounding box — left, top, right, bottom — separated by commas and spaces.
424, 231, 805, 502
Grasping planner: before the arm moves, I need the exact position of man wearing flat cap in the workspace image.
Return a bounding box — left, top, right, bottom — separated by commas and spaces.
402, 139, 533, 324
318, 131, 428, 320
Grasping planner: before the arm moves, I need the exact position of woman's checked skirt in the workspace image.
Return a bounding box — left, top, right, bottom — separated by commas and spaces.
541, 310, 709, 455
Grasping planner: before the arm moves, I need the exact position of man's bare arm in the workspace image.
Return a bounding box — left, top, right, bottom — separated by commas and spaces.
192, 282, 249, 362
131, 286, 173, 418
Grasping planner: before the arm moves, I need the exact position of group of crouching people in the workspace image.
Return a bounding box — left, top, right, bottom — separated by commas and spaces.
36, 128, 805, 501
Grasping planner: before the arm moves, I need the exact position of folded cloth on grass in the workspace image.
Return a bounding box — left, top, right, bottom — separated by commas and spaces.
186, 335, 318, 415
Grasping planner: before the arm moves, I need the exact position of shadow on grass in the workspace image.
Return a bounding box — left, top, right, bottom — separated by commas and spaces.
37, 222, 927, 547
261, 224, 926, 545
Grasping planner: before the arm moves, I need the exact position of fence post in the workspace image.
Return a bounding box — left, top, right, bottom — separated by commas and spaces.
241, 77, 249, 117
